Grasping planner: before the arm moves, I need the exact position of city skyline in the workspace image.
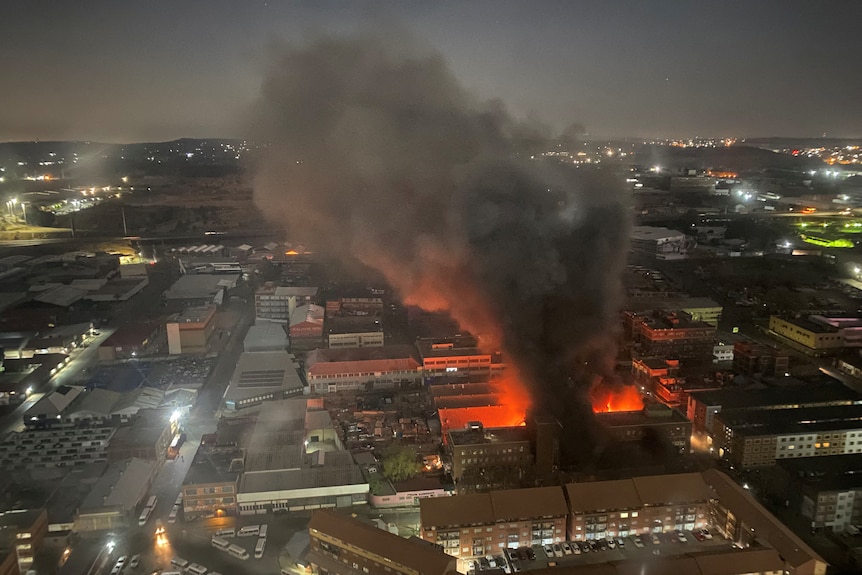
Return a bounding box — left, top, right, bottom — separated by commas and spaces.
2, 0, 861, 143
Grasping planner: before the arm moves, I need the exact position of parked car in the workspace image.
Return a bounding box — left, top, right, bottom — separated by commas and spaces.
543, 545, 554, 558
631, 535, 644, 548
607, 538, 616, 549
552, 543, 563, 558
650, 534, 661, 545
675, 530, 688, 543
561, 543, 573, 556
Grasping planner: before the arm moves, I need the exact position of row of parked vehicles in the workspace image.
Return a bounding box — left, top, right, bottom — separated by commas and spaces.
469, 529, 715, 572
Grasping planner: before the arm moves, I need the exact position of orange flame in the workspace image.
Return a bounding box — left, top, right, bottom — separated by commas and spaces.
591, 383, 644, 413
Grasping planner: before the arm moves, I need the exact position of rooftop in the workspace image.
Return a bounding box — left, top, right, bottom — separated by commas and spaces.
595, 406, 690, 427
183, 448, 241, 486
720, 403, 862, 436
306, 345, 420, 377
25, 385, 84, 418
170, 305, 216, 324
448, 425, 531, 446
243, 322, 288, 352
565, 473, 713, 513
689, 383, 862, 411
702, 468, 826, 571
164, 273, 238, 300
416, 336, 484, 360
631, 226, 685, 241
224, 351, 305, 404
80, 458, 156, 511
490, 487, 569, 522
309, 509, 455, 575
775, 453, 862, 493
773, 315, 838, 334
290, 303, 324, 327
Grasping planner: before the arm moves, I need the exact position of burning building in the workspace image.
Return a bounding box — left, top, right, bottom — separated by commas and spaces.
251, 30, 631, 464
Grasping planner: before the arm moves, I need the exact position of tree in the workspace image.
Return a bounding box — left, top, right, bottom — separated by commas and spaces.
381, 444, 418, 482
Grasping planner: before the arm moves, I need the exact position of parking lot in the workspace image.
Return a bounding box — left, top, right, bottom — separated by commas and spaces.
467, 528, 732, 573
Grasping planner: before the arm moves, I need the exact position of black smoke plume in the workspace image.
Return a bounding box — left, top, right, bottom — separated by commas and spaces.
251, 31, 631, 464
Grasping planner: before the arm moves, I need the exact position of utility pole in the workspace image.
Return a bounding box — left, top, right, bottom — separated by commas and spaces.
122, 206, 128, 236
69, 210, 75, 239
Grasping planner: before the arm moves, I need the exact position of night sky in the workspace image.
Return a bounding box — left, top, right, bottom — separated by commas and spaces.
2, 0, 860, 143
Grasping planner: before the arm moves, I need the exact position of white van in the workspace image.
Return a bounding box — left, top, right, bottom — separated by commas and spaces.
187, 563, 208, 575
254, 537, 266, 559
258, 524, 268, 538
213, 528, 235, 538
237, 525, 260, 538
227, 544, 250, 560
170, 557, 189, 569
168, 505, 179, 523
212, 537, 231, 551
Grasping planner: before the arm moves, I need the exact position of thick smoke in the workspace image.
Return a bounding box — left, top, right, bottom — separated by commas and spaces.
251, 32, 631, 463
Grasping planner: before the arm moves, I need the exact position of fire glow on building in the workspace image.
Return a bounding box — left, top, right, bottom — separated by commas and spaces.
250, 33, 639, 441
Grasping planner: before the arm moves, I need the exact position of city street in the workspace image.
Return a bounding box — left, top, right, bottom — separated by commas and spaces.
0, 328, 115, 436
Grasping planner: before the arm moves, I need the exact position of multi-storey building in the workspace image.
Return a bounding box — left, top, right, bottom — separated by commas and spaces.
596, 404, 692, 455
716, 404, 862, 468
768, 315, 856, 356
182, 447, 241, 520
686, 383, 861, 439
165, 305, 217, 354
632, 357, 685, 406
308, 509, 456, 575
732, 341, 789, 378
703, 469, 827, 575
446, 425, 533, 485
416, 336, 494, 382
630, 226, 689, 260
773, 455, 862, 531
305, 345, 421, 394
254, 285, 318, 323
565, 473, 711, 541
419, 487, 567, 570
627, 310, 715, 361
0, 509, 47, 573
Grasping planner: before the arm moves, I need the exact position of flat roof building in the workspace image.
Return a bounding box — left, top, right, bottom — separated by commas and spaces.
630, 226, 689, 260
223, 351, 305, 411
166, 305, 217, 355
305, 345, 421, 394
242, 322, 288, 352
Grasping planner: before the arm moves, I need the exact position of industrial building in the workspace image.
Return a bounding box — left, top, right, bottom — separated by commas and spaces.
163, 273, 238, 305
242, 322, 288, 352
165, 305, 217, 354
97, 322, 160, 360
626, 310, 716, 361
732, 340, 789, 378
235, 399, 368, 514
630, 226, 689, 260
446, 425, 533, 484
304, 345, 421, 394
596, 404, 692, 455
254, 285, 318, 322
416, 336, 497, 382
626, 295, 723, 326
223, 351, 305, 411
308, 509, 457, 575
182, 445, 242, 521
289, 303, 325, 349
73, 458, 157, 531
769, 315, 862, 355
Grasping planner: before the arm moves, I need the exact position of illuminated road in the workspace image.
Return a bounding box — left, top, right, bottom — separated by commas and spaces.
0, 329, 114, 437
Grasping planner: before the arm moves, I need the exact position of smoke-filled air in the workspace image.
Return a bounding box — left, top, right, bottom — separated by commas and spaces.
251, 31, 632, 463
